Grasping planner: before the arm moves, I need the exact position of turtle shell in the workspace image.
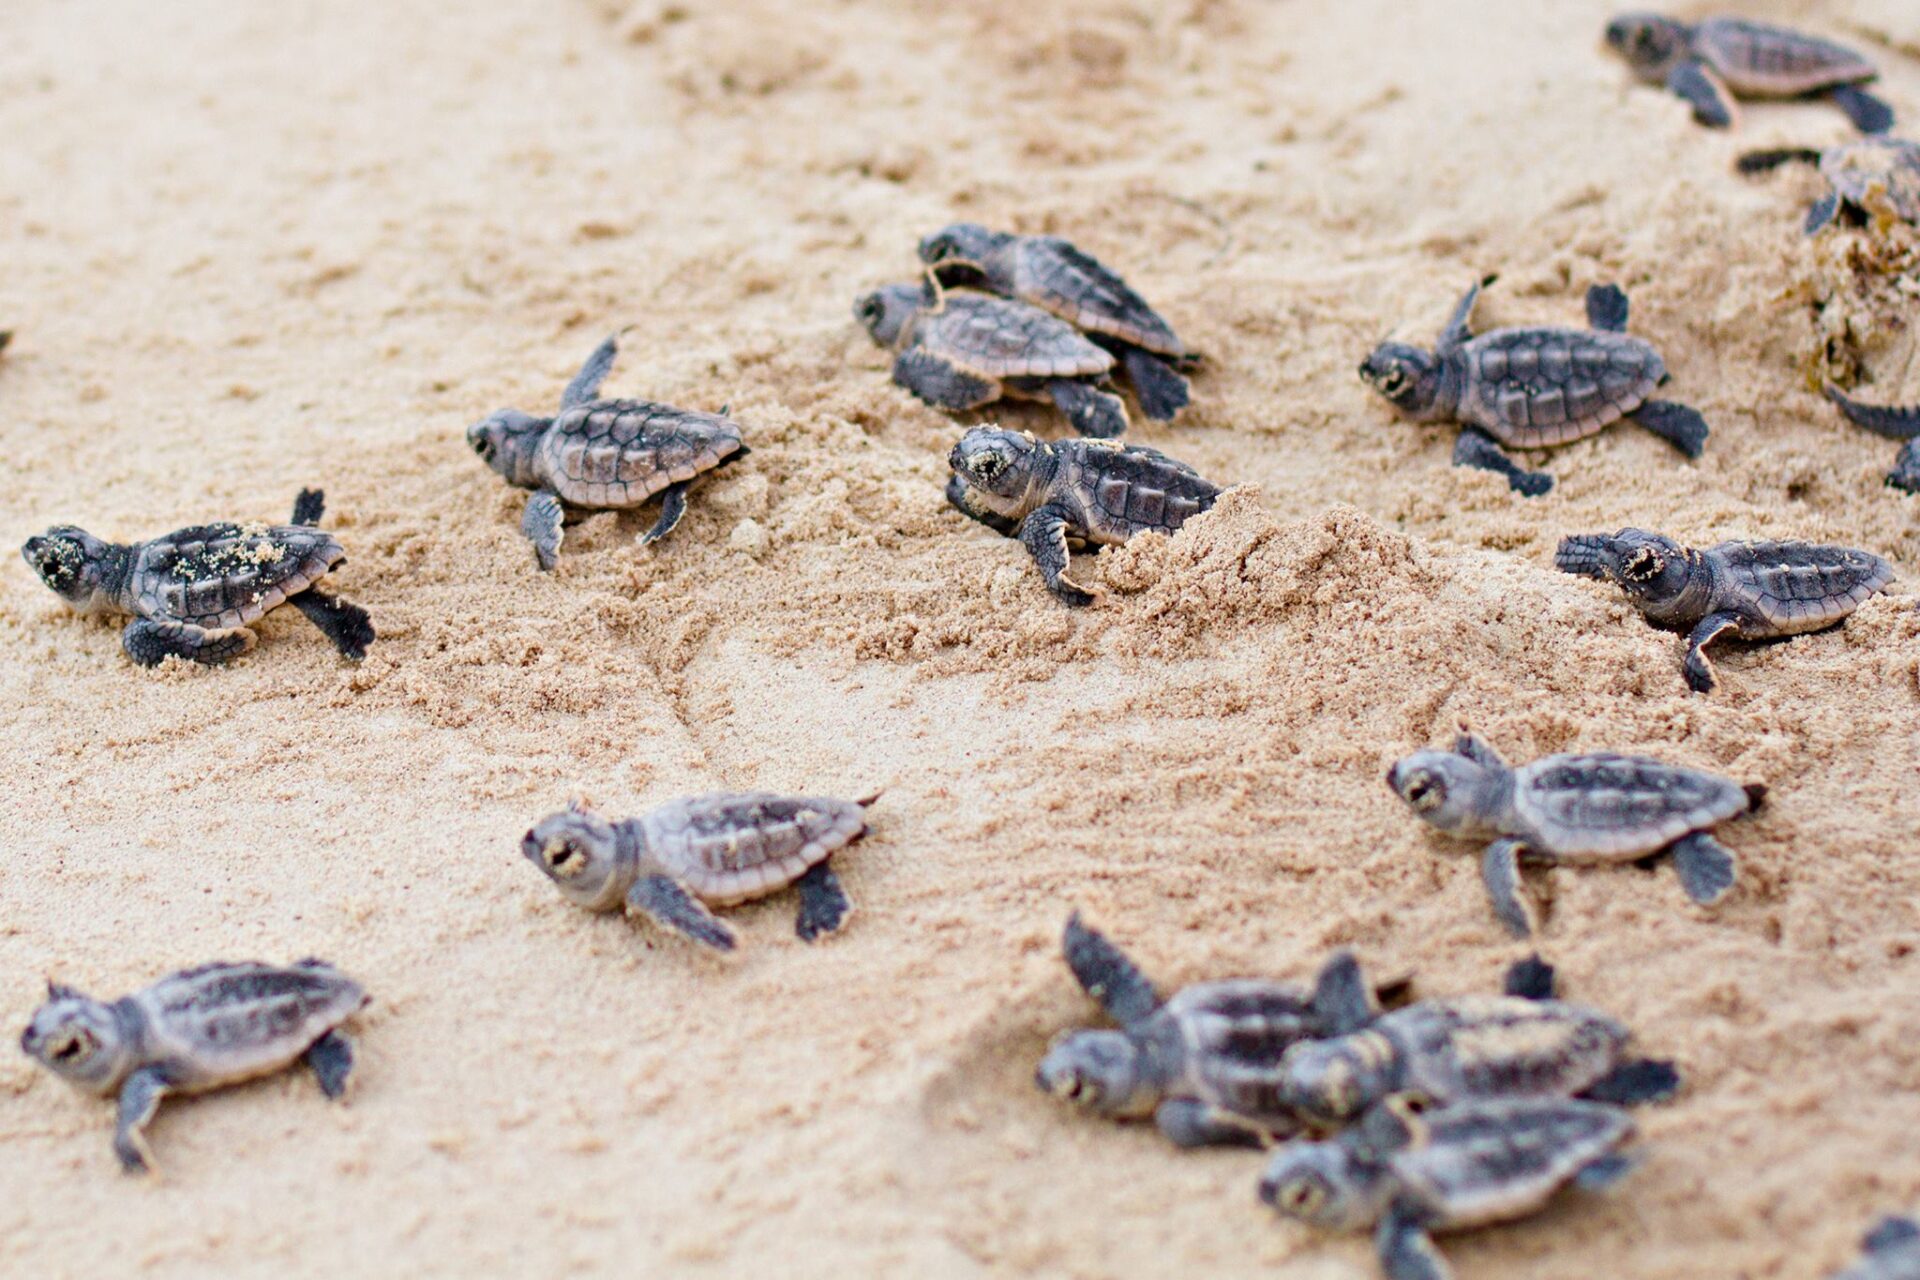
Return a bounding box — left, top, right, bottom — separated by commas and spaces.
1380, 996, 1628, 1105
1012, 237, 1183, 356
1511, 752, 1750, 860
1695, 17, 1877, 97
1387, 1097, 1634, 1230
134, 960, 367, 1091
538, 400, 744, 510
1456, 328, 1663, 447
1054, 439, 1221, 544
916, 293, 1114, 381
128, 522, 344, 629
1161, 980, 1319, 1119
1711, 539, 1894, 635
637, 791, 868, 907
1822, 141, 1920, 223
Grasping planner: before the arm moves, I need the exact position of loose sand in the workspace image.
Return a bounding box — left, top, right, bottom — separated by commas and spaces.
2, 1, 1918, 1276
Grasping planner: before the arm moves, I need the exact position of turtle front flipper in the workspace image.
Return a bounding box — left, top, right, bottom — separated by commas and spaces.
1502, 954, 1557, 1001
521, 490, 565, 571
1665, 59, 1737, 128
1824, 386, 1920, 441
793, 860, 851, 942
1629, 400, 1709, 458
1061, 912, 1163, 1026
1153, 1098, 1275, 1150
1890, 441, 1920, 494
1827, 83, 1894, 135
1803, 192, 1844, 234
1017, 504, 1094, 606
1668, 830, 1737, 905
1042, 380, 1129, 439
1438, 276, 1493, 351
627, 874, 737, 951
891, 349, 998, 411
290, 488, 327, 526
122, 619, 255, 667
1683, 612, 1743, 693
303, 1029, 356, 1099
1481, 838, 1539, 938
1310, 950, 1376, 1036
1117, 347, 1191, 421
639, 481, 690, 546
561, 331, 624, 410
1579, 1057, 1681, 1107
290, 590, 374, 660
1585, 284, 1630, 333
114, 1066, 175, 1174
1452, 428, 1552, 497
1375, 1204, 1450, 1280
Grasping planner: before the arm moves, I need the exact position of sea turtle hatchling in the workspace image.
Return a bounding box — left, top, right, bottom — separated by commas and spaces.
1034, 913, 1393, 1148
1387, 733, 1765, 936
1824, 387, 1920, 494
467, 332, 749, 570
1556, 528, 1895, 693
1605, 13, 1894, 133
1738, 139, 1920, 234
522, 792, 874, 952
1833, 1217, 1920, 1280
1360, 279, 1708, 497
20, 488, 374, 667
945, 426, 1221, 605
19, 960, 369, 1174
917, 223, 1199, 421
855, 279, 1131, 438
1259, 1095, 1637, 1280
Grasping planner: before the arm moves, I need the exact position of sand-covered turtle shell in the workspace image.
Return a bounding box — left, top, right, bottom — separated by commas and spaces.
129, 522, 345, 630
912, 294, 1114, 381
638, 791, 868, 907
1512, 753, 1750, 859
1457, 328, 1664, 447
1383, 1097, 1634, 1230
1711, 539, 1895, 634
134, 960, 367, 1090
1695, 17, 1877, 97
1821, 140, 1920, 223
538, 400, 745, 510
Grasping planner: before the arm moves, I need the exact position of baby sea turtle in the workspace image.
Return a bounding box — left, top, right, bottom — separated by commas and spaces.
1556, 528, 1895, 693
917, 223, 1197, 421
946, 426, 1221, 605
855, 279, 1130, 438
1738, 139, 1920, 234
1388, 733, 1764, 936
1825, 387, 1920, 494
1605, 14, 1894, 134
1274, 993, 1679, 1127
467, 332, 749, 570
1360, 278, 1707, 497
20, 489, 374, 667
522, 792, 873, 952
1035, 914, 1389, 1148
1259, 1095, 1636, 1280
20, 960, 369, 1174
1833, 1218, 1920, 1280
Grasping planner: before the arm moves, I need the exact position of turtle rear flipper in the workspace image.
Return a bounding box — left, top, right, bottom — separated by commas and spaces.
1043, 380, 1129, 439
1061, 913, 1162, 1026
1669, 831, 1737, 904
1828, 83, 1893, 135
1502, 954, 1557, 1001
290, 488, 327, 526
302, 1030, 356, 1100
1585, 284, 1630, 333
290, 590, 374, 660
1579, 1058, 1681, 1107
1630, 400, 1709, 458
1667, 59, 1737, 128
1118, 347, 1191, 421
793, 861, 851, 942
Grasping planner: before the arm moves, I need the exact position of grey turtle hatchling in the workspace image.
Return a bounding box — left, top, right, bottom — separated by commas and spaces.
1556, 528, 1895, 693
1259, 1095, 1637, 1280
468, 332, 749, 570
522, 792, 873, 952
1823, 387, 1920, 494
1360, 278, 1708, 496
1834, 1217, 1920, 1280
1035, 913, 1392, 1148
1605, 13, 1894, 133
21, 488, 374, 667
945, 425, 1221, 605
855, 279, 1131, 438
1388, 733, 1765, 936
20, 960, 369, 1174
917, 223, 1198, 421
1738, 139, 1920, 234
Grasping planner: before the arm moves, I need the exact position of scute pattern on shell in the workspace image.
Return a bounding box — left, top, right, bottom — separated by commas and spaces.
131, 523, 344, 629
538, 399, 745, 509
1461, 328, 1663, 446
920, 294, 1114, 380
139, 961, 366, 1085
640, 791, 868, 907
1513, 753, 1749, 859
1016, 238, 1182, 355
1384, 997, 1627, 1101
1696, 17, 1876, 96
1060, 441, 1220, 544
1169, 982, 1317, 1070
1718, 540, 1896, 632
1389, 1099, 1634, 1228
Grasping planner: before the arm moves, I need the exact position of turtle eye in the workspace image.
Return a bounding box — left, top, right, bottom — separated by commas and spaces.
1623, 548, 1663, 582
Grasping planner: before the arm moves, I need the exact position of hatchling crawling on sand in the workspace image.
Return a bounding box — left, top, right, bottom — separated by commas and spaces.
467, 332, 748, 570
20, 489, 374, 667
917, 223, 1198, 421
1360, 279, 1708, 496
945, 426, 1221, 605
1825, 387, 1920, 494
523, 792, 873, 952
1738, 139, 1920, 234
1833, 1218, 1920, 1280
1035, 914, 1391, 1148
855, 279, 1131, 438
1388, 733, 1764, 936
1605, 13, 1894, 133
1259, 1095, 1637, 1280
1556, 528, 1894, 693
20, 960, 369, 1174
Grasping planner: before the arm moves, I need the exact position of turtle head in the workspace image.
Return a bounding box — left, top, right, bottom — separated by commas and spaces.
522, 799, 630, 911
948, 426, 1046, 514
916, 222, 1005, 271
21, 527, 116, 611
466, 409, 548, 488
1275, 1035, 1392, 1126
853, 284, 925, 348
1605, 13, 1689, 80
1387, 748, 1502, 836
1035, 1030, 1154, 1117
21, 984, 133, 1094
1359, 342, 1443, 418
1555, 529, 1693, 609
1258, 1138, 1383, 1230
